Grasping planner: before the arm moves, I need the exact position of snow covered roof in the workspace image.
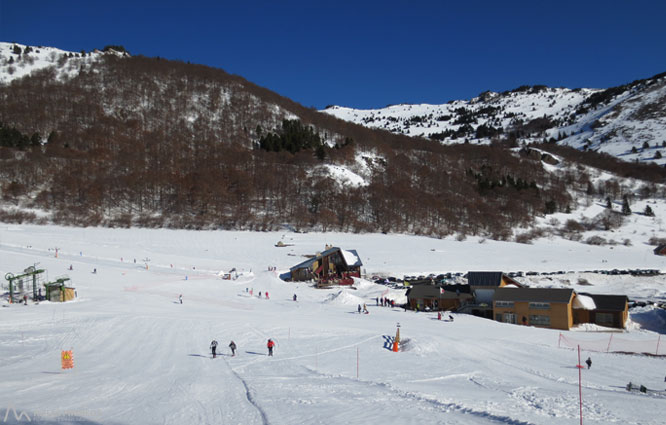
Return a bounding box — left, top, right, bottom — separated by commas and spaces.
340, 249, 362, 267
573, 294, 596, 310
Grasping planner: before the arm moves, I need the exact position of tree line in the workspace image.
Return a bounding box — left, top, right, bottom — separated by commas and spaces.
0, 53, 663, 239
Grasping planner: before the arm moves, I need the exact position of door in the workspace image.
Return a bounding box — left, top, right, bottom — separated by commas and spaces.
503, 313, 516, 324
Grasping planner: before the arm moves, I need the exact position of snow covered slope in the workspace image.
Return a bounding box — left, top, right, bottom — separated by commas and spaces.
323, 73, 666, 164
1, 225, 665, 424
0, 42, 126, 85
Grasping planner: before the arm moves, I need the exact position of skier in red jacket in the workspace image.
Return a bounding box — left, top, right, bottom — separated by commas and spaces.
267, 339, 275, 356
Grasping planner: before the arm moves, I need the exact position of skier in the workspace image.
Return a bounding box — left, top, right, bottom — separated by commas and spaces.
357, 304, 362, 314
267, 339, 275, 356
293, 294, 297, 301
363, 303, 368, 314
229, 341, 237, 357
437, 311, 442, 320
375, 297, 379, 306
259, 291, 262, 298
69, 264, 73, 271
93, 268, 97, 274
585, 357, 592, 369
210, 340, 218, 358
265, 292, 270, 299
179, 294, 183, 304
449, 315, 454, 322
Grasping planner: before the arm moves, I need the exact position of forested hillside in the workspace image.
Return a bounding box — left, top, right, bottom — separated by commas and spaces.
1, 43, 665, 240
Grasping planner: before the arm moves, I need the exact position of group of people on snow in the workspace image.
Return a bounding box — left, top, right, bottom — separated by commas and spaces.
210, 339, 274, 358
376, 297, 395, 307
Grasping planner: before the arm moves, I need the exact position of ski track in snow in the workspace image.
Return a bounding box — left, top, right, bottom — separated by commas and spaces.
2, 225, 666, 424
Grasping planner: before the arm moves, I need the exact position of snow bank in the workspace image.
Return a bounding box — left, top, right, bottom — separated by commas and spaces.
629, 305, 666, 334
322, 289, 365, 306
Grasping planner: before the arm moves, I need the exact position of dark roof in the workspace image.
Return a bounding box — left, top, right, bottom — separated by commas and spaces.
653, 244, 666, 255
494, 287, 574, 303
406, 284, 473, 299
290, 256, 318, 271
441, 284, 472, 294
467, 271, 504, 286
579, 293, 628, 312
406, 285, 441, 299
289, 247, 362, 271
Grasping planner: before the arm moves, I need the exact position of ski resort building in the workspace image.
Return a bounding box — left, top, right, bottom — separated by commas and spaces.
288, 247, 362, 285
573, 293, 629, 329
406, 284, 473, 311
493, 287, 575, 330
463, 271, 524, 318
44, 278, 76, 302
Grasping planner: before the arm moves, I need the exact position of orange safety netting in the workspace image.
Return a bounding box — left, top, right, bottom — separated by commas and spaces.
558, 333, 664, 356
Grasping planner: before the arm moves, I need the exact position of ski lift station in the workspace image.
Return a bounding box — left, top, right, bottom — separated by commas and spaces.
3, 265, 76, 304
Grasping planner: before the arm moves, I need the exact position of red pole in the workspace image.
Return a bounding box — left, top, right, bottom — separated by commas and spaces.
656, 335, 661, 356
577, 345, 583, 425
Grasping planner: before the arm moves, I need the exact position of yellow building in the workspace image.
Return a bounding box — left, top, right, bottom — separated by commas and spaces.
493, 287, 575, 330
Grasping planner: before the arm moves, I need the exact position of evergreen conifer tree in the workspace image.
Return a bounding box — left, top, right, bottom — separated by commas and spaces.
621, 195, 631, 216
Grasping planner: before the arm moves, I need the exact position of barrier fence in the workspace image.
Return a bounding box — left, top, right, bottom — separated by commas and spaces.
559, 333, 664, 356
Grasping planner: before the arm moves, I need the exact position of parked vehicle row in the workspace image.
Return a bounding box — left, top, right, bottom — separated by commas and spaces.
370, 268, 662, 286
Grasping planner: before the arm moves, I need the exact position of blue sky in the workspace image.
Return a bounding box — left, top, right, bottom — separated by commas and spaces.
1, 0, 665, 109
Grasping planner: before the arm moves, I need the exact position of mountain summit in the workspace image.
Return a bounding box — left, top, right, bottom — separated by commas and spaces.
323, 72, 666, 165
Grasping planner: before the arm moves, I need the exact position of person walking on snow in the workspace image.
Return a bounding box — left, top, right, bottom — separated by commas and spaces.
210, 340, 218, 358
585, 357, 592, 369
267, 339, 275, 356
229, 341, 237, 356
357, 304, 362, 314
179, 294, 183, 304
293, 294, 297, 301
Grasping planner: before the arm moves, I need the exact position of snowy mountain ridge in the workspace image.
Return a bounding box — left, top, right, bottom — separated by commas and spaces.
0, 41, 127, 85
323, 72, 666, 165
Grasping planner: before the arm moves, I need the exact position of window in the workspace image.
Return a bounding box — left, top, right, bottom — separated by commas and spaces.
529, 315, 550, 326
529, 302, 550, 309
596, 312, 614, 327
496, 301, 514, 308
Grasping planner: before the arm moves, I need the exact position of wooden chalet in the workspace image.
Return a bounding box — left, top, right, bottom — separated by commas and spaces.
406, 284, 473, 311
289, 247, 362, 285
573, 293, 629, 329
493, 287, 575, 330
